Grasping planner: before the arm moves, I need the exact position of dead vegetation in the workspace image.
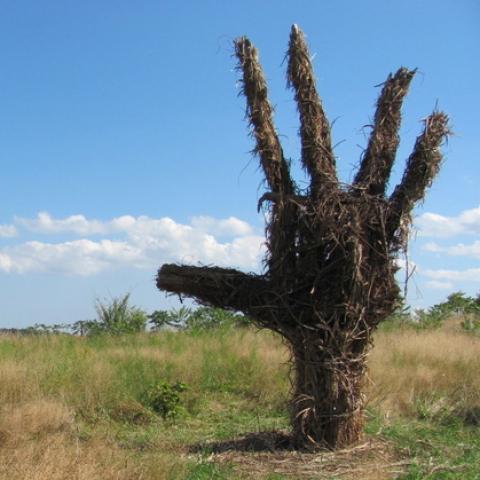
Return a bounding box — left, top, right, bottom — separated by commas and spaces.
157, 25, 449, 449
208, 438, 409, 479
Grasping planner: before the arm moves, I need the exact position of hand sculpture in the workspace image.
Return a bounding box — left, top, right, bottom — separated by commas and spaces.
157, 25, 449, 449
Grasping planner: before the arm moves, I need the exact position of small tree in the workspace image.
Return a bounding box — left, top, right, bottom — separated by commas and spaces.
156, 26, 449, 449
77, 294, 147, 336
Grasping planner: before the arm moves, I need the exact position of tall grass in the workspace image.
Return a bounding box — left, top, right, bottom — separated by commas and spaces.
0, 318, 478, 479
369, 319, 480, 422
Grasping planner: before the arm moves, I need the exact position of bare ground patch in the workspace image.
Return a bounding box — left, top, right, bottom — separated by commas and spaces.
188, 432, 409, 479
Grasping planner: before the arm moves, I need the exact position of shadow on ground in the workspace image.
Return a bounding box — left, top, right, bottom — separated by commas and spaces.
189, 430, 294, 453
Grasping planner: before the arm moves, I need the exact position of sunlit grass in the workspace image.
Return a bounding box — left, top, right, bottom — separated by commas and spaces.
369, 319, 480, 421
0, 318, 478, 478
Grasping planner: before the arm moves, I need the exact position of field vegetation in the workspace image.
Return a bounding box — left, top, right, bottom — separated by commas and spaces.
0, 293, 479, 479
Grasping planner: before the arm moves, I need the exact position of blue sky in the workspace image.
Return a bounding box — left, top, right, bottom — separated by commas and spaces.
0, 0, 479, 327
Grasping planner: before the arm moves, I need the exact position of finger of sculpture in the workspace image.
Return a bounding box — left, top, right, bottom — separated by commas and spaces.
234, 37, 294, 196
388, 112, 449, 239
354, 68, 416, 195
235, 35, 299, 276
287, 24, 337, 195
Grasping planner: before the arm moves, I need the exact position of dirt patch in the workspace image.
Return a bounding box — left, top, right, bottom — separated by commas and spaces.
189, 432, 409, 479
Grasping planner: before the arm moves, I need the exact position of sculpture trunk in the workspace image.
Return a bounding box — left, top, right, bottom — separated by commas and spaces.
289, 335, 367, 450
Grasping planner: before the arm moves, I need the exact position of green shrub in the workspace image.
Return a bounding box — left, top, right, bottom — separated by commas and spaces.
186, 307, 247, 331
148, 306, 192, 330
141, 381, 188, 419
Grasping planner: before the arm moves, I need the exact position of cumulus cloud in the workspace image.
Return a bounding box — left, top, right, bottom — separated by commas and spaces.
0, 224, 17, 237
15, 212, 134, 236
15, 212, 254, 238
0, 213, 265, 276
416, 206, 480, 237
423, 240, 480, 259
190, 216, 253, 237
422, 268, 480, 283
0, 239, 143, 275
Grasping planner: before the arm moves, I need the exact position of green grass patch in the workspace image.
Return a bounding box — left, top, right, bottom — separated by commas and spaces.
0, 323, 478, 479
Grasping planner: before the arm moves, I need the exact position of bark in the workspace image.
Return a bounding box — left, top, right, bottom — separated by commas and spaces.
290, 338, 366, 450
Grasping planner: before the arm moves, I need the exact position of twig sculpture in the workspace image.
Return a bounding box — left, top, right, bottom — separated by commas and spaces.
157, 25, 449, 449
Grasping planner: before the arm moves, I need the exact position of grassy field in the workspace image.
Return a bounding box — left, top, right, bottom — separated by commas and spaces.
0, 318, 479, 479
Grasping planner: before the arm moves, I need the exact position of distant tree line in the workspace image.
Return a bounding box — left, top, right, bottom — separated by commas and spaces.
386, 291, 480, 331
2, 291, 479, 337
0, 294, 249, 336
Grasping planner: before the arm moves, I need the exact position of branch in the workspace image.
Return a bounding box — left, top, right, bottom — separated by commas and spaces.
234, 37, 294, 196
257, 191, 307, 212
353, 68, 415, 195
387, 112, 449, 240
287, 24, 337, 195
157, 264, 268, 313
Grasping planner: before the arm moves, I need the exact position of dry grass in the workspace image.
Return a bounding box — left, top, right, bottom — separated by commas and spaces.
211, 438, 409, 479
0, 431, 177, 480
0, 360, 38, 404
0, 399, 73, 441
0, 318, 478, 479
369, 319, 480, 420
0, 399, 179, 480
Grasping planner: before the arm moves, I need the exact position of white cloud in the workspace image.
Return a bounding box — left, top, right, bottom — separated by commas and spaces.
394, 257, 418, 285
123, 216, 264, 270
416, 206, 480, 237
190, 216, 253, 237
0, 239, 144, 276
423, 240, 480, 259
15, 212, 254, 239
15, 212, 135, 236
14, 210, 480, 282
424, 280, 454, 290
423, 242, 442, 253
395, 257, 416, 272
0, 253, 13, 271
0, 224, 17, 237
0, 213, 265, 276
422, 268, 480, 283
110, 215, 137, 231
